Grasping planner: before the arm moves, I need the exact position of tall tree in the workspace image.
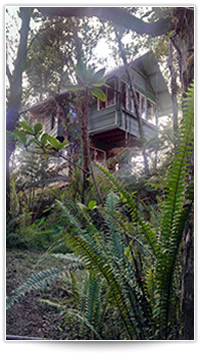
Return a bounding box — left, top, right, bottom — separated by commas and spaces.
6, 7, 32, 216
65, 61, 106, 203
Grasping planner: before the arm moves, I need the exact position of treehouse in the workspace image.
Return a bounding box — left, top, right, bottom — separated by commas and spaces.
88, 51, 172, 159
24, 51, 172, 168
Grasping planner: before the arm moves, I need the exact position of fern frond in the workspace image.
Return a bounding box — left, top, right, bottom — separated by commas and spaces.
66, 308, 103, 340
105, 191, 120, 212
40, 297, 103, 340
156, 81, 194, 338
87, 275, 102, 327
103, 191, 124, 259
145, 267, 156, 307
56, 200, 150, 339
6, 267, 62, 310
51, 253, 83, 270
94, 161, 157, 256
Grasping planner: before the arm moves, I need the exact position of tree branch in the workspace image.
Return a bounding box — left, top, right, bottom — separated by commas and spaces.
114, 28, 150, 176
37, 7, 174, 37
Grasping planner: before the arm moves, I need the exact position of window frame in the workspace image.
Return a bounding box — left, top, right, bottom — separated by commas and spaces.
146, 98, 157, 125
122, 81, 157, 125
97, 78, 157, 127
97, 79, 116, 111
140, 94, 147, 121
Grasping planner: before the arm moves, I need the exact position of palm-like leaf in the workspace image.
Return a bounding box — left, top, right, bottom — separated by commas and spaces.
64, 60, 106, 100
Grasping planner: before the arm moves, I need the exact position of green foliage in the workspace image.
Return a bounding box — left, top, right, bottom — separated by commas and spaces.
65, 271, 104, 339
6, 217, 24, 249
14, 121, 67, 151
155, 82, 194, 338
55, 194, 152, 339
6, 252, 84, 311
51, 253, 83, 271
7, 145, 70, 249
7, 82, 194, 340
95, 82, 194, 339
10, 179, 20, 218
6, 267, 62, 310
95, 162, 157, 257
40, 270, 106, 339
64, 60, 106, 101
54, 81, 193, 339
24, 14, 105, 102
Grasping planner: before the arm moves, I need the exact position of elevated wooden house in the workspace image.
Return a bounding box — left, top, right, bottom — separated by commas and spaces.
88, 51, 172, 159
24, 51, 172, 168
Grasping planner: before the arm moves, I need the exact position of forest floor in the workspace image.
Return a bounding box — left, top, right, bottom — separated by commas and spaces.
6, 250, 76, 340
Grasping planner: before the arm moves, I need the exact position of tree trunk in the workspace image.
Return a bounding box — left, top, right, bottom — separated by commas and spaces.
6, 8, 32, 218
81, 89, 90, 203
114, 29, 150, 176
168, 41, 178, 136
181, 219, 194, 339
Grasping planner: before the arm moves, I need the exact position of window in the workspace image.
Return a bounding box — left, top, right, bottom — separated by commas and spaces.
98, 80, 116, 110
131, 91, 140, 115
97, 79, 157, 126
51, 113, 55, 130
141, 95, 146, 120
127, 88, 134, 112
147, 99, 156, 125
121, 81, 127, 108
121, 81, 140, 114
107, 80, 115, 106
98, 86, 106, 110
122, 83, 157, 125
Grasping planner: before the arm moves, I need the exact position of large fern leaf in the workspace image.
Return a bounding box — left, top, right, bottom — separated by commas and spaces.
156, 81, 194, 338
56, 199, 150, 339
94, 161, 157, 256
6, 267, 62, 310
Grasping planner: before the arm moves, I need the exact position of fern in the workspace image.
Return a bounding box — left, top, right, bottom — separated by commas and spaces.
6, 267, 62, 310
67, 308, 103, 340
6, 254, 83, 310
8, 83, 193, 340
40, 270, 105, 339
94, 161, 158, 257
156, 82, 194, 338
93, 82, 194, 339
56, 196, 151, 339
51, 253, 83, 271
145, 266, 156, 309
104, 191, 124, 259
